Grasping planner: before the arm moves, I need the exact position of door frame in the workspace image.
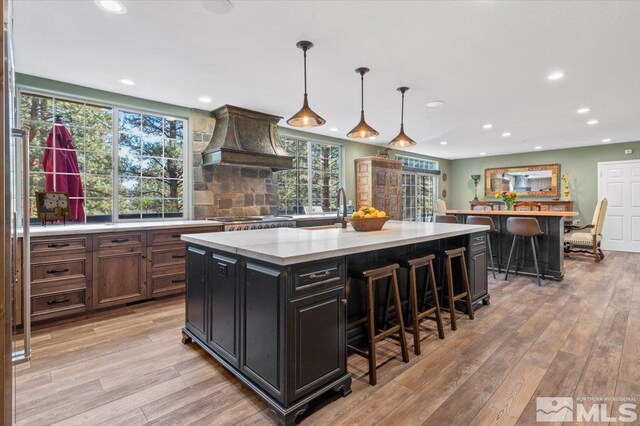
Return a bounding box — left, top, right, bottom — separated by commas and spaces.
597, 159, 640, 252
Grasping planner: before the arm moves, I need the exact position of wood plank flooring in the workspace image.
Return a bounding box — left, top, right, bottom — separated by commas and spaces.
14, 252, 640, 425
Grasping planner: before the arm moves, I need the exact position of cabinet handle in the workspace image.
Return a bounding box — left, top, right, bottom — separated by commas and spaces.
341, 298, 347, 305
47, 297, 70, 305
171, 254, 186, 259
309, 270, 332, 279
47, 268, 70, 274
111, 238, 130, 243
171, 278, 186, 283
171, 234, 181, 238
47, 242, 69, 248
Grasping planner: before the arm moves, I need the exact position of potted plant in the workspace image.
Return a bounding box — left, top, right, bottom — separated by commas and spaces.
495, 191, 518, 210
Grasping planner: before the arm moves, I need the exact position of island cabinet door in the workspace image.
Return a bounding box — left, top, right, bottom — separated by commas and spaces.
240, 262, 285, 403
185, 246, 207, 343
467, 232, 488, 302
207, 252, 239, 367
286, 286, 346, 404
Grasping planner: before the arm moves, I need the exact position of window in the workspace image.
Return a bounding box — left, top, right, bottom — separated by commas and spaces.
277, 136, 342, 215
396, 154, 438, 171
20, 91, 187, 223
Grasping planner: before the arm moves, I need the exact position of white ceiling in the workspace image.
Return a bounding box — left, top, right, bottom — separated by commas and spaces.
13, 0, 640, 159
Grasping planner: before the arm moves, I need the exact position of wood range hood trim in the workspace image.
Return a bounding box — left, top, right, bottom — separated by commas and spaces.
201, 104, 294, 171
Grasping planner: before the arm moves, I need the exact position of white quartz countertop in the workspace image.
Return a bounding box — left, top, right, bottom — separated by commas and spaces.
23, 220, 224, 237
182, 220, 489, 266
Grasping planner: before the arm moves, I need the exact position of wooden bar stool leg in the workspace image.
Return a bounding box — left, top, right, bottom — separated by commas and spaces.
365, 277, 377, 385
487, 233, 496, 279
446, 256, 457, 331
409, 265, 421, 355
391, 270, 409, 362
505, 235, 518, 280
459, 254, 475, 320
427, 260, 445, 340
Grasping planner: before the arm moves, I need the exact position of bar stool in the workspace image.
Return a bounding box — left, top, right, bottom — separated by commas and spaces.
387, 253, 445, 355
466, 215, 500, 279
347, 263, 409, 385
504, 217, 544, 286
441, 247, 474, 330
436, 215, 458, 224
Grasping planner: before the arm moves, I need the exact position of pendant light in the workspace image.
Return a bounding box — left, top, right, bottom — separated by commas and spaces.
388, 87, 417, 148
287, 40, 326, 127
347, 67, 379, 139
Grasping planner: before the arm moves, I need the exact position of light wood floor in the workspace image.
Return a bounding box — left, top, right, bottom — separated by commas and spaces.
14, 252, 640, 425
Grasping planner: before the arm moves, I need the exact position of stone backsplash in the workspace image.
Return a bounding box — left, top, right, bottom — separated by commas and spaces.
191, 109, 279, 218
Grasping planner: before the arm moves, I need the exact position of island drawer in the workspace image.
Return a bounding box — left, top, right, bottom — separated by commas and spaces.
95, 232, 145, 250
471, 233, 486, 250
31, 288, 86, 320
31, 236, 90, 255
290, 258, 346, 298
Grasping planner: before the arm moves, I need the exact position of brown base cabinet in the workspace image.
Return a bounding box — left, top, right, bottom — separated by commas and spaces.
19, 225, 222, 324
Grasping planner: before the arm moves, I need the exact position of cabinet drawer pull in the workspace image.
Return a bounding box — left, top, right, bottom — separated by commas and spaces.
111, 238, 130, 243
171, 254, 186, 259
171, 234, 181, 238
47, 242, 69, 248
309, 270, 331, 279
171, 278, 186, 283
341, 298, 347, 305
47, 268, 70, 274
47, 297, 70, 305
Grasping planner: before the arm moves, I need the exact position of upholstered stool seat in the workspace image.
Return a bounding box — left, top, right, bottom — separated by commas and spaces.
435, 215, 458, 224
504, 217, 544, 285
347, 262, 409, 385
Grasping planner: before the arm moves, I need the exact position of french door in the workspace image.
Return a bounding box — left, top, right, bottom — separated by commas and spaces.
402, 171, 436, 222
598, 159, 640, 253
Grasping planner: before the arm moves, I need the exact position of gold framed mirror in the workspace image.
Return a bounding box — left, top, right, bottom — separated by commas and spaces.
484, 164, 560, 197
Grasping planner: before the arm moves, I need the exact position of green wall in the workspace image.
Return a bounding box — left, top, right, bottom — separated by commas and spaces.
450, 141, 640, 223
281, 127, 451, 205
16, 73, 191, 119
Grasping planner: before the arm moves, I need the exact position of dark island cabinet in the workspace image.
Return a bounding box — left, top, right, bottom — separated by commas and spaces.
183, 248, 352, 426
468, 233, 489, 306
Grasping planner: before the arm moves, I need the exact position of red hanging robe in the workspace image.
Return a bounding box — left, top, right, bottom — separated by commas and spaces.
42, 121, 85, 222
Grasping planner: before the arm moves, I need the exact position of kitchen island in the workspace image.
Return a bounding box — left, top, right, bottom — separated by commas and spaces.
447, 210, 578, 280
180, 221, 488, 425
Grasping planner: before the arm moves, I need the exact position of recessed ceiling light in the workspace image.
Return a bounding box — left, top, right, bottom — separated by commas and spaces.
587, 119, 599, 125
547, 71, 565, 80
440, 141, 448, 145
200, 0, 234, 15
329, 127, 339, 132
94, 0, 127, 14
534, 146, 542, 150
368, 136, 377, 140
601, 138, 611, 143
501, 132, 511, 137
198, 96, 212, 103
427, 101, 445, 108
480, 152, 486, 156
576, 107, 590, 114
118, 78, 136, 86
482, 123, 493, 129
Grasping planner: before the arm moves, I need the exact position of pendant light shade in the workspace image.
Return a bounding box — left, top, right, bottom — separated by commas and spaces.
287, 41, 326, 127
388, 87, 417, 148
347, 67, 379, 139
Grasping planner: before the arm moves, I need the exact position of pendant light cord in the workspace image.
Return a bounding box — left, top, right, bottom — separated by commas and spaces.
303, 47, 308, 96
360, 72, 364, 113
400, 90, 405, 128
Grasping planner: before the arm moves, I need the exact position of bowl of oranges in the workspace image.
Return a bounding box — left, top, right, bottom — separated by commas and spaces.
345, 206, 390, 232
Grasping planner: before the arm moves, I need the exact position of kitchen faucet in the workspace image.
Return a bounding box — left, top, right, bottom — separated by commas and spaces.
336, 187, 347, 228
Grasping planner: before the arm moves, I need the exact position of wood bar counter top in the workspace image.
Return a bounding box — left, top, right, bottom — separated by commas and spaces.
446, 209, 578, 217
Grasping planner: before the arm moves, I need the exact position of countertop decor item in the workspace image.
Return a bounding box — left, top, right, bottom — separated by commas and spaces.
471, 174, 481, 201
347, 67, 379, 139
562, 171, 571, 201
495, 190, 518, 210
345, 216, 390, 232
35, 191, 70, 226
287, 40, 326, 127
388, 87, 416, 148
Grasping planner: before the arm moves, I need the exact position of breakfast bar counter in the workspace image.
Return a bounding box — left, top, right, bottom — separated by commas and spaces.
180, 221, 488, 425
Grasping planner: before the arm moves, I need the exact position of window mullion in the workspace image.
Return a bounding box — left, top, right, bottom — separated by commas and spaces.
113, 107, 119, 222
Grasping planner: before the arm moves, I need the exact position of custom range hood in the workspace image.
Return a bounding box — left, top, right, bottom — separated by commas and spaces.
201, 105, 293, 170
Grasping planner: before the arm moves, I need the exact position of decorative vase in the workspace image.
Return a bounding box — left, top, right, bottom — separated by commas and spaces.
505, 201, 513, 211
564, 187, 571, 201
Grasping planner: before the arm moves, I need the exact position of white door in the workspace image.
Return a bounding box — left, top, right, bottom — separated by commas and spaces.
598, 160, 640, 252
